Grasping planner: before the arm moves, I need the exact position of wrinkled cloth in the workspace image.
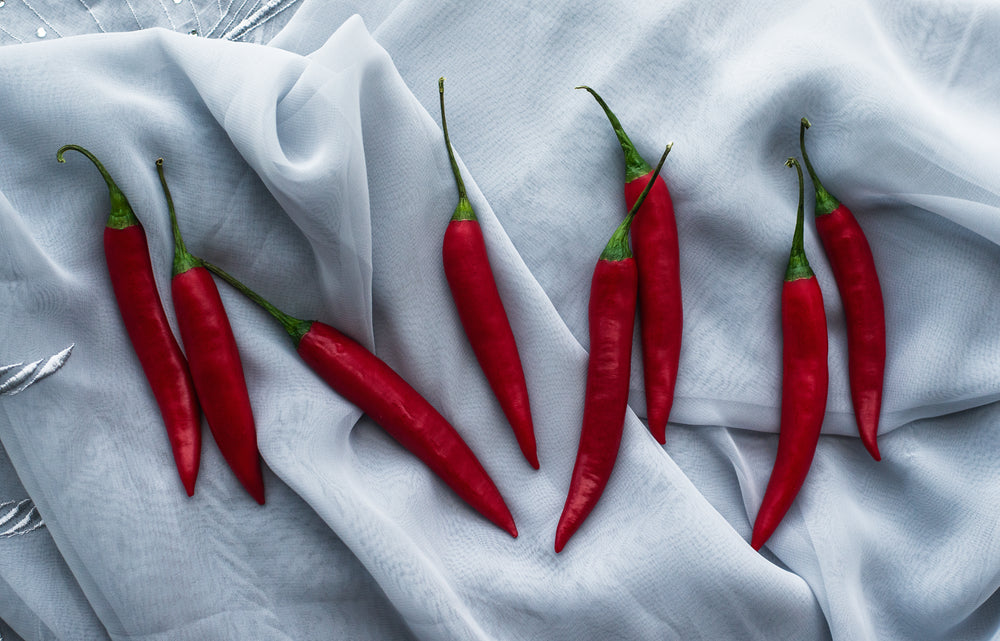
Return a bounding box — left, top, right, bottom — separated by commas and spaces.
2, 1, 1000, 640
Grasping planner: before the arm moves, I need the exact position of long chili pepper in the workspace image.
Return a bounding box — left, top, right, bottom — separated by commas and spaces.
555, 143, 671, 553
57, 145, 201, 496
156, 159, 265, 505
750, 158, 829, 551
437, 77, 538, 469
201, 262, 518, 537
800, 118, 885, 461
576, 86, 682, 445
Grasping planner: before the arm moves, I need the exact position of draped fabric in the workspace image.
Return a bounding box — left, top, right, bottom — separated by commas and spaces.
1, 1, 999, 639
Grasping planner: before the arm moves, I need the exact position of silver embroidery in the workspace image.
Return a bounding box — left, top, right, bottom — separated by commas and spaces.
0, 363, 23, 376
0, 348, 69, 541
157, 0, 178, 31
203, 0, 236, 37
0, 346, 74, 542
0, 24, 23, 44
189, 0, 204, 37
16, 0, 61, 38
0, 499, 44, 537
0, 344, 74, 396
120, 0, 144, 29
0, 359, 43, 395
207, 0, 250, 37
75, 0, 107, 32
0, 0, 299, 43
222, 0, 299, 41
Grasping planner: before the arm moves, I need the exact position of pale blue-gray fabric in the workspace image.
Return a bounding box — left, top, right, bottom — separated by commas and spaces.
1, 1, 999, 639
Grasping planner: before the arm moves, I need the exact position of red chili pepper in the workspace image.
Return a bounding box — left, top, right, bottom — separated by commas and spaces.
576, 86, 682, 445
156, 159, 265, 505
555, 143, 671, 553
750, 158, 829, 551
57, 145, 202, 496
437, 78, 538, 469
800, 118, 885, 461
201, 262, 518, 537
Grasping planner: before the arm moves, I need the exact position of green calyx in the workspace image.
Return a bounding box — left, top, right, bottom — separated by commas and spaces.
158, 158, 313, 346
600, 142, 672, 261
203, 261, 313, 346
56, 144, 139, 230
576, 85, 653, 183
799, 117, 841, 217
784, 157, 814, 281
155, 158, 202, 277
439, 77, 477, 222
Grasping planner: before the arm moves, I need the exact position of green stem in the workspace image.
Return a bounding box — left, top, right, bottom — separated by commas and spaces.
202, 261, 313, 346
438, 77, 476, 222
56, 144, 138, 229
799, 117, 840, 217
600, 142, 672, 262
155, 158, 201, 276
784, 157, 814, 281
576, 85, 653, 183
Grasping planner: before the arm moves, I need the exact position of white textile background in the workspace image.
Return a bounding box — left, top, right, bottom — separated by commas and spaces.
1, 1, 1000, 640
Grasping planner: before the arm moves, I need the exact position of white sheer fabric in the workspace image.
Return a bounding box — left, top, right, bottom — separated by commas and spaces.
1, 1, 1000, 639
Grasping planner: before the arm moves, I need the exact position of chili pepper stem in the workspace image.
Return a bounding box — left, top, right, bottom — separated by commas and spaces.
438, 77, 476, 222
575, 86, 653, 182
600, 143, 673, 262
784, 158, 813, 282
202, 261, 313, 345
156, 159, 202, 276
56, 145, 138, 229
799, 118, 840, 216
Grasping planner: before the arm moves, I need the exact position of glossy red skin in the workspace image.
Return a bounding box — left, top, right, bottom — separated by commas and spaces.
816, 205, 885, 461
104, 225, 201, 496
443, 220, 537, 468
751, 275, 828, 550
555, 258, 637, 552
298, 321, 517, 537
624, 173, 681, 444
172, 267, 264, 505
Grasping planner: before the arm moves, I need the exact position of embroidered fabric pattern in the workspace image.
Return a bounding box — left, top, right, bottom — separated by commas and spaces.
0, 345, 74, 397
0, 347, 72, 539
0, 0, 300, 43
221, 0, 301, 41
0, 499, 44, 537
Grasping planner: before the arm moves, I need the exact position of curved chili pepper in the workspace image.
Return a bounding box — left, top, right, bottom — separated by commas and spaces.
201, 262, 517, 537
437, 78, 538, 469
800, 118, 885, 461
555, 144, 671, 553
156, 159, 265, 505
750, 158, 829, 551
57, 145, 201, 496
576, 86, 682, 445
